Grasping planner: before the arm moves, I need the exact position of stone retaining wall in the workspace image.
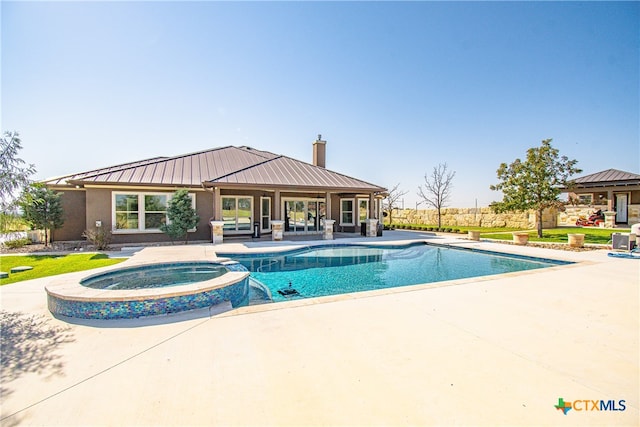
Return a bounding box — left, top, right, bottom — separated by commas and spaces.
390, 207, 557, 229
558, 204, 640, 226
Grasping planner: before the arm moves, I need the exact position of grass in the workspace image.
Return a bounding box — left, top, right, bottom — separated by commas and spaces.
481, 227, 630, 245
388, 224, 523, 233
388, 222, 630, 245
0, 253, 125, 285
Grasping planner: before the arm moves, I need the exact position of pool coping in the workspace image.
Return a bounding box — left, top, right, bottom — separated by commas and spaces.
45, 260, 249, 302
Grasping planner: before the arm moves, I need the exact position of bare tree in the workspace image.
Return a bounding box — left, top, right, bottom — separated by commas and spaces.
417, 163, 456, 228
383, 183, 408, 228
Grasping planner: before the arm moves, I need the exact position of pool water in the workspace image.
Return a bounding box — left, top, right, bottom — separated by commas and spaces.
80, 262, 229, 290
227, 243, 569, 302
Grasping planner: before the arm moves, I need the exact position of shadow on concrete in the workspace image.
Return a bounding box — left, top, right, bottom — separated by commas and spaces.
0, 310, 75, 420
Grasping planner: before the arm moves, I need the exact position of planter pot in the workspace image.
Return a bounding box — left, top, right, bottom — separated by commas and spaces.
567, 233, 585, 248
468, 230, 480, 241
512, 232, 529, 245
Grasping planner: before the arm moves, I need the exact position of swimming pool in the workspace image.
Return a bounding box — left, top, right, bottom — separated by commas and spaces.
46, 261, 250, 320
221, 243, 570, 303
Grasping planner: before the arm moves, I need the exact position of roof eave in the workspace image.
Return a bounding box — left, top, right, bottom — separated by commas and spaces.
204, 181, 385, 193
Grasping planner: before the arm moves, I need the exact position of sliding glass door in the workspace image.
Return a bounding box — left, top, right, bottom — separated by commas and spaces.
222, 196, 252, 232
284, 199, 325, 233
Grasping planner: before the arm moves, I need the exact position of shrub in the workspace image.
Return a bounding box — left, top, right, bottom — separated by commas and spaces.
83, 227, 112, 250
3, 238, 31, 249
160, 189, 199, 244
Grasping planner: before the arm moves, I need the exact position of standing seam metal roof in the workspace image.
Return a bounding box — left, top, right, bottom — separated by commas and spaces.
45, 146, 385, 192
574, 169, 640, 185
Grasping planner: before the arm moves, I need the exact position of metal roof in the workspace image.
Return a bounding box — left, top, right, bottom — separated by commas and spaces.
45, 145, 386, 192
44, 157, 168, 186
573, 169, 640, 187
209, 155, 383, 191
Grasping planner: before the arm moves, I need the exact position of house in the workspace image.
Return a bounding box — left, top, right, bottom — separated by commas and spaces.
44, 136, 387, 243
560, 169, 640, 226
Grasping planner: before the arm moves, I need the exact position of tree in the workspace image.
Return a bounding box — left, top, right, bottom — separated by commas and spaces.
490, 139, 581, 238
1, 131, 36, 212
19, 184, 64, 246
382, 183, 408, 227
417, 163, 456, 228
160, 189, 199, 244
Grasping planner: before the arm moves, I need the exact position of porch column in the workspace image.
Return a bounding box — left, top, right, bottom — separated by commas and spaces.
369, 193, 376, 219
213, 187, 222, 220
607, 190, 614, 212
325, 191, 332, 220
274, 190, 281, 220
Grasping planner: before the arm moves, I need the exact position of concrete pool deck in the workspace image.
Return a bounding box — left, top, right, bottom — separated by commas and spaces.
1, 231, 638, 426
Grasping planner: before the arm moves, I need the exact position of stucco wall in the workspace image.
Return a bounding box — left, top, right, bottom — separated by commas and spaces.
55, 190, 87, 241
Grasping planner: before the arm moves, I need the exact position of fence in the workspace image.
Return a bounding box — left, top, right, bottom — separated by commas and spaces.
0, 230, 46, 244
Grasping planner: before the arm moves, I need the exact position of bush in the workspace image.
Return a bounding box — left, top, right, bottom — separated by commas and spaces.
83, 227, 112, 250
3, 238, 31, 249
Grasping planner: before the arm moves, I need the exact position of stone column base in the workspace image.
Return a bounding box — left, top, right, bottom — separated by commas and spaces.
271, 220, 284, 241
210, 221, 225, 244
323, 219, 335, 240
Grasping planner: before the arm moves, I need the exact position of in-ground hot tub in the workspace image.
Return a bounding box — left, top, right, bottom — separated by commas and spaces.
46, 261, 250, 320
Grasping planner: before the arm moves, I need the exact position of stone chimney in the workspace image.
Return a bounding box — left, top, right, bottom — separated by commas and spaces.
313, 134, 326, 168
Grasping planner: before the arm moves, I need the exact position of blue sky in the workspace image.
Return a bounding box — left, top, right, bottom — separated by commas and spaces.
2, 1, 638, 208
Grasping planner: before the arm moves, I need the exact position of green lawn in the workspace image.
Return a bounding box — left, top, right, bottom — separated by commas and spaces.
481, 227, 629, 244
0, 253, 125, 285
389, 222, 629, 245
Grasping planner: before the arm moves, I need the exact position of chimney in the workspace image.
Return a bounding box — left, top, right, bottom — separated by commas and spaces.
313, 134, 326, 168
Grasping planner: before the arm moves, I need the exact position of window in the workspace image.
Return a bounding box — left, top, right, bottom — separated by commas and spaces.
113, 192, 194, 232
144, 195, 168, 229
261, 197, 271, 231
578, 194, 593, 205
358, 199, 369, 222
115, 194, 139, 230
222, 196, 252, 232
340, 199, 355, 225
